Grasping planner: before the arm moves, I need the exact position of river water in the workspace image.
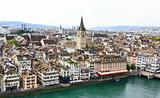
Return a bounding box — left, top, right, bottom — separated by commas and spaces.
9, 76, 160, 98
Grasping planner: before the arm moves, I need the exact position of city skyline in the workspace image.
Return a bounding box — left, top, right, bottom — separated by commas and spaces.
0, 0, 160, 28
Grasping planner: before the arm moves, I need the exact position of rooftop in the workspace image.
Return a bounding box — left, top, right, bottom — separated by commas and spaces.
43, 39, 57, 45
17, 55, 31, 61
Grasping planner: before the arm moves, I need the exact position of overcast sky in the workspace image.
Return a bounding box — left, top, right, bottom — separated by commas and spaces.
0, 0, 160, 27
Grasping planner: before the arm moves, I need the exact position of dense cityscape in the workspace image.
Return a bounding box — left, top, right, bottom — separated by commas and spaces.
0, 16, 159, 98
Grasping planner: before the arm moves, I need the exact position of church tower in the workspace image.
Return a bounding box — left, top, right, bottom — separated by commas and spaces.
77, 16, 87, 49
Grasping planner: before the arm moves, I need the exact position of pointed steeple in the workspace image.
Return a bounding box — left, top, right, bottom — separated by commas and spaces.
78, 16, 86, 31
60, 25, 62, 29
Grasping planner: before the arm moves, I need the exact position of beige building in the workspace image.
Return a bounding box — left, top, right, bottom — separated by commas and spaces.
94, 55, 128, 80
21, 71, 38, 90
77, 17, 87, 49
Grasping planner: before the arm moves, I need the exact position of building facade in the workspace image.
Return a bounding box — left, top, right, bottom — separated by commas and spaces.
15, 55, 32, 73
137, 55, 160, 73
21, 71, 37, 90
3, 66, 20, 92
0, 74, 3, 92
80, 63, 90, 80
35, 64, 59, 87
95, 55, 128, 80
62, 59, 80, 83
59, 66, 70, 83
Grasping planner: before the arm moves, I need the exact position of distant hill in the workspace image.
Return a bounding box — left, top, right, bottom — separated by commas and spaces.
0, 21, 55, 28
91, 26, 145, 31
0, 21, 155, 32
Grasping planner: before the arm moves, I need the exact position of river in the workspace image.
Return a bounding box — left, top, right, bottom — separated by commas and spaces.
9, 76, 160, 98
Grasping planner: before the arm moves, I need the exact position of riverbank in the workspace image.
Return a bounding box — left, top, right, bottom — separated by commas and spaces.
0, 80, 116, 98
0, 75, 132, 98
4, 76, 160, 98
0, 71, 153, 98
138, 70, 160, 79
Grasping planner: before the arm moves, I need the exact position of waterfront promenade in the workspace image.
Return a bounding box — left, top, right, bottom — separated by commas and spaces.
138, 71, 160, 79
5, 76, 160, 98
0, 75, 129, 98
2, 70, 160, 98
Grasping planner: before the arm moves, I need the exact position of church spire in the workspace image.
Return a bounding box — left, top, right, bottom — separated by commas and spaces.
78, 16, 86, 31
60, 25, 62, 29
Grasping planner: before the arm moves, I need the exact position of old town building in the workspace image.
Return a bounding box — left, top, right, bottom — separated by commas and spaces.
21, 70, 37, 90
95, 55, 128, 80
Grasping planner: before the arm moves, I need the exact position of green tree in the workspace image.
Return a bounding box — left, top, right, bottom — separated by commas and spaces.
11, 29, 36, 35
127, 64, 131, 71
130, 64, 136, 70
8, 39, 20, 47
16, 30, 26, 35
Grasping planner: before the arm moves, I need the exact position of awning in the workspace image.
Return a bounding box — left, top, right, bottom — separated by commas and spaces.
97, 70, 128, 76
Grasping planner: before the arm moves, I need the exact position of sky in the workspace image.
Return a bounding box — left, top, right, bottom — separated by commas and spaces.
0, 0, 160, 28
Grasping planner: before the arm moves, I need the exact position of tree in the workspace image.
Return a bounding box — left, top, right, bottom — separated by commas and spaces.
127, 64, 131, 71
15, 30, 26, 35
130, 64, 136, 70
8, 39, 20, 47
11, 29, 36, 35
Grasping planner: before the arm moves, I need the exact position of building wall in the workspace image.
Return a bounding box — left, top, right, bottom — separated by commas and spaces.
64, 61, 80, 81
137, 56, 160, 72
19, 60, 32, 73
95, 62, 127, 72
3, 74, 20, 92
15, 57, 32, 73
36, 68, 59, 87
77, 31, 86, 49
60, 69, 70, 77
127, 56, 137, 65
22, 74, 37, 90
0, 75, 3, 92
80, 69, 90, 80
85, 61, 96, 78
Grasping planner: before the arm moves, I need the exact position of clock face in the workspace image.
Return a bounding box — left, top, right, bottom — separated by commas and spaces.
81, 31, 85, 37
77, 31, 86, 37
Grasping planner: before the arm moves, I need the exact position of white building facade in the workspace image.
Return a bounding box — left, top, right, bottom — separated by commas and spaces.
137, 55, 160, 73
36, 67, 59, 87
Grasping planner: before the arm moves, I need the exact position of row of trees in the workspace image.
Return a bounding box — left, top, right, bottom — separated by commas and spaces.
151, 37, 160, 41
11, 29, 35, 35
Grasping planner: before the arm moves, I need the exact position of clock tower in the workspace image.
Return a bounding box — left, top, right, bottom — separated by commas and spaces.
77, 16, 87, 49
